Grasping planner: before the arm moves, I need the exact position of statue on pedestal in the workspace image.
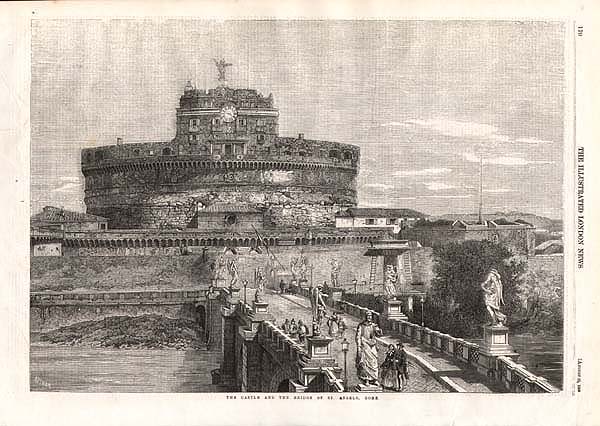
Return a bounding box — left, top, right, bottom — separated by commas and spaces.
481, 269, 507, 326
355, 311, 382, 386
330, 259, 341, 288
384, 264, 398, 300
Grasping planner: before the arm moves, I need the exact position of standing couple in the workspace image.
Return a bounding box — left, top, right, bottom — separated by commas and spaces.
380, 343, 409, 391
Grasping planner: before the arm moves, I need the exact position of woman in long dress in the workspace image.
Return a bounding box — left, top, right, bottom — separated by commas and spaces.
380, 344, 399, 391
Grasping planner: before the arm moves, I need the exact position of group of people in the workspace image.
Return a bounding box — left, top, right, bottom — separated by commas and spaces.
326, 311, 347, 339
355, 311, 409, 392
280, 318, 309, 343
380, 343, 410, 391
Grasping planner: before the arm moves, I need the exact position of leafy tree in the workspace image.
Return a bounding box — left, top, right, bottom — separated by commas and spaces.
425, 240, 526, 337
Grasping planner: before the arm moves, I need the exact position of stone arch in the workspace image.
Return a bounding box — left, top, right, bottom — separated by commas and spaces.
266, 365, 295, 393
250, 237, 256, 246
128, 239, 134, 248
268, 237, 275, 246
243, 238, 250, 246
167, 239, 173, 247
142, 240, 147, 248
295, 238, 301, 245
199, 238, 205, 246
175, 239, 181, 247
316, 237, 321, 245
217, 238, 224, 247
134, 239, 140, 248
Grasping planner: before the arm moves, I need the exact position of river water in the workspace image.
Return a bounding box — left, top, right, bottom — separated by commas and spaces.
469, 333, 563, 389
30, 344, 226, 392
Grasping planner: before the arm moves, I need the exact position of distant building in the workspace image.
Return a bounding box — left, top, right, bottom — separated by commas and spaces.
335, 208, 426, 231
31, 206, 108, 232
400, 218, 536, 256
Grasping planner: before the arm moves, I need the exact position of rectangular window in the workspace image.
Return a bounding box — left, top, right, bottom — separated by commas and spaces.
189, 118, 200, 131
257, 134, 265, 142
386, 218, 397, 225
365, 218, 376, 225
212, 144, 221, 154
239, 118, 247, 126
224, 144, 233, 155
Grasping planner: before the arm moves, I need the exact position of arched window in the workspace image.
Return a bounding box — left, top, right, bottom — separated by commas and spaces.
162, 147, 173, 156
343, 151, 353, 161
133, 149, 140, 157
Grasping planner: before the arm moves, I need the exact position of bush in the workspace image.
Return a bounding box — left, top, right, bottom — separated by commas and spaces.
425, 240, 525, 337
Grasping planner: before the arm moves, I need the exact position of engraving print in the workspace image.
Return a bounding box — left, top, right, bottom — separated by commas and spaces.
30, 20, 564, 394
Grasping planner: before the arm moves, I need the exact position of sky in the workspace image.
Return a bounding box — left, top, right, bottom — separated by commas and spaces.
31, 20, 565, 219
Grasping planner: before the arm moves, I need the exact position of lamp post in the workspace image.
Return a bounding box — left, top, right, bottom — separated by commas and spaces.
243, 280, 248, 304
341, 338, 349, 391
420, 296, 425, 327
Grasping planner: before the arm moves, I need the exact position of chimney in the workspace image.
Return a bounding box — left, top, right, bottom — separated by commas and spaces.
116, 137, 123, 145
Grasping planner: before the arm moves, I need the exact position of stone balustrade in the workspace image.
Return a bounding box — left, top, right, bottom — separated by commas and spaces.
30, 289, 207, 306
334, 301, 559, 393
335, 300, 381, 324
321, 367, 345, 392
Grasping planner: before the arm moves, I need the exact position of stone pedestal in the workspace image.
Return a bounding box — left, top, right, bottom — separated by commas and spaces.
384, 299, 408, 321
307, 335, 334, 358
477, 325, 519, 377
331, 288, 343, 302
252, 300, 269, 314
480, 325, 518, 356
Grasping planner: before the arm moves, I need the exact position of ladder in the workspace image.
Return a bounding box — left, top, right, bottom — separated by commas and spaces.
368, 256, 377, 288
402, 252, 413, 284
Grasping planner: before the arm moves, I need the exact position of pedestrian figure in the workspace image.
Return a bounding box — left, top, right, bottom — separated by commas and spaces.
327, 312, 339, 337
396, 343, 409, 391
281, 318, 290, 334
337, 314, 347, 339
380, 344, 400, 391
289, 319, 298, 339
297, 320, 307, 344
279, 279, 285, 294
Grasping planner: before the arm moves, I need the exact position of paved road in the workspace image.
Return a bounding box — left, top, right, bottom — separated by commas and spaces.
261, 289, 448, 393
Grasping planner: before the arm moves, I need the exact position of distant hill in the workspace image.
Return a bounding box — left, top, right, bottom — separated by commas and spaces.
434, 212, 562, 232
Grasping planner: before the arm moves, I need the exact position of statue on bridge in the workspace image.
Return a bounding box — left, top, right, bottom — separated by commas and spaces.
330, 259, 341, 287
384, 264, 398, 300
310, 284, 328, 324
355, 311, 382, 386
481, 269, 507, 326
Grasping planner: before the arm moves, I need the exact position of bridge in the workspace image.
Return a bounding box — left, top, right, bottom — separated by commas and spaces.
30, 286, 559, 393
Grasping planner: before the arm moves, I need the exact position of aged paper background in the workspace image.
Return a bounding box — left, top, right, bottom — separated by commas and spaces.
1, 1, 599, 425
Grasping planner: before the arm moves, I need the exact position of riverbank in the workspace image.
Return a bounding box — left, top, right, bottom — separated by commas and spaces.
35, 314, 204, 350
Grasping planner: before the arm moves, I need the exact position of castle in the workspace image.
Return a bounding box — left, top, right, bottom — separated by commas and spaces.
81, 62, 359, 231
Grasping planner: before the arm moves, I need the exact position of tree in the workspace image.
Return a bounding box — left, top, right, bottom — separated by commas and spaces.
425, 240, 526, 337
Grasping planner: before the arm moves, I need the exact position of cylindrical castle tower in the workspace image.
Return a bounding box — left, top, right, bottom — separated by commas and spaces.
81, 64, 360, 230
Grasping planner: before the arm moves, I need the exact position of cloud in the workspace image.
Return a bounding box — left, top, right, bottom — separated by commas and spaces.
483, 188, 515, 193
363, 183, 394, 191
393, 167, 452, 177
380, 122, 410, 128
463, 152, 553, 166
516, 137, 554, 144
51, 182, 82, 193
421, 194, 473, 199
424, 182, 456, 191
405, 118, 504, 140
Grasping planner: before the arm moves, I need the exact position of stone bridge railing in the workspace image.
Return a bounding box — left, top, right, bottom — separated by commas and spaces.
257, 320, 343, 392
329, 299, 559, 393
30, 289, 207, 307
386, 319, 559, 393
333, 300, 381, 324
